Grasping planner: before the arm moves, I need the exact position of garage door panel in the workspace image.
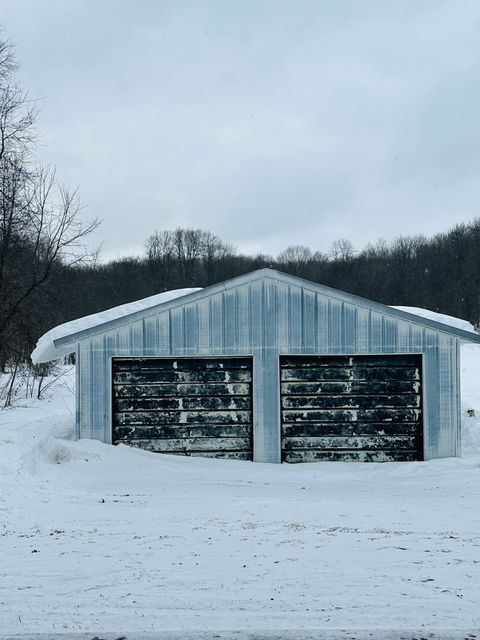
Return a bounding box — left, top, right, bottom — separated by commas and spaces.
113, 358, 251, 371
281, 354, 423, 462
115, 396, 251, 412
113, 369, 251, 384
280, 355, 423, 368
282, 394, 420, 409
283, 408, 421, 423
119, 440, 252, 459
283, 449, 420, 463
112, 357, 253, 459
115, 424, 252, 440
283, 435, 420, 451
114, 382, 251, 398
115, 409, 252, 426
283, 422, 420, 437
170, 450, 253, 460
282, 381, 421, 395
281, 366, 420, 382
119, 436, 251, 452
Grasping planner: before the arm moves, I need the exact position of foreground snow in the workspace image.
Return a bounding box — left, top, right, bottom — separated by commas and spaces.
1, 353, 480, 635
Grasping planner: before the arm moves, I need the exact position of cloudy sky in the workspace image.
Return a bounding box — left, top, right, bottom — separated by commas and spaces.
2, 1, 480, 259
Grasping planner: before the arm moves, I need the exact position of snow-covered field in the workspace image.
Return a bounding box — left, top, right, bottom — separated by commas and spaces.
1, 346, 480, 637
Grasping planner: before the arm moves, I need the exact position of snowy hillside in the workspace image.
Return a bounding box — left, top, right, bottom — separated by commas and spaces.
1, 343, 480, 635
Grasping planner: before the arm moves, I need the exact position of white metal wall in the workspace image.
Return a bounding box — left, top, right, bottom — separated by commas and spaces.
76, 275, 460, 462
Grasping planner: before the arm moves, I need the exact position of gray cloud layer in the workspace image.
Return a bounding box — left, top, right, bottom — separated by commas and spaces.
2, 0, 480, 259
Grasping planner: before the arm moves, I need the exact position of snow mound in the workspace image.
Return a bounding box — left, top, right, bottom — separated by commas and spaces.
31, 287, 202, 363
392, 305, 477, 334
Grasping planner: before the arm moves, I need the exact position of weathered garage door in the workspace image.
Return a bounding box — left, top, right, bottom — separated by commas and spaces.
281, 355, 422, 462
112, 357, 252, 459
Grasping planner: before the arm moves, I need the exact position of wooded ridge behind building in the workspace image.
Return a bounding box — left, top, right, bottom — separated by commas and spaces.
3, 220, 480, 373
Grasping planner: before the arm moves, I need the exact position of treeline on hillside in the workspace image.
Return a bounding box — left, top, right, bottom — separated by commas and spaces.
3, 219, 480, 373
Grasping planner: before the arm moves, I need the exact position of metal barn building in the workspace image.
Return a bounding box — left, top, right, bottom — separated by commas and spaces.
33, 268, 480, 463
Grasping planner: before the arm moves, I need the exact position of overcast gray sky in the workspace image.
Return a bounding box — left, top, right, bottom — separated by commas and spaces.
2, 0, 480, 260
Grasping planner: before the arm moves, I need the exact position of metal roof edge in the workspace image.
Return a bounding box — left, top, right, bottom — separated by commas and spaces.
53, 269, 269, 349
259, 268, 480, 344
53, 267, 480, 348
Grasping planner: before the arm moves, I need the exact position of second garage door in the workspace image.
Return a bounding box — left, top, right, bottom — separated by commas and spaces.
281, 354, 423, 462
112, 357, 253, 459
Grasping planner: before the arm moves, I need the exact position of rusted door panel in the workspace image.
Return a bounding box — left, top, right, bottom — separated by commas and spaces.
112, 357, 253, 459
280, 354, 423, 463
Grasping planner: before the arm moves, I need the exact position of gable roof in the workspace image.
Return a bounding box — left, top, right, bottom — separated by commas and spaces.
31, 268, 480, 363
31, 287, 201, 363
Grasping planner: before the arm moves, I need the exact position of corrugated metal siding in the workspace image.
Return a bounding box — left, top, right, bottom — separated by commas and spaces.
77, 276, 461, 462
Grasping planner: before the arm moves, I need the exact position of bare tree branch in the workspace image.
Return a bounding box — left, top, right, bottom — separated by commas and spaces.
0, 32, 100, 357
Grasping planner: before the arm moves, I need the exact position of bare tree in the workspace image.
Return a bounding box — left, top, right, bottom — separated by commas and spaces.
278, 245, 313, 265
0, 163, 99, 338
201, 230, 234, 284
0, 33, 99, 364
329, 238, 355, 261
0, 37, 37, 162
145, 229, 175, 262
145, 227, 235, 287
177, 228, 203, 285
361, 237, 390, 260
145, 229, 175, 287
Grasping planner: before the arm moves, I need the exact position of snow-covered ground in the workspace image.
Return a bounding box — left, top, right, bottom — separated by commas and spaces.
1, 345, 480, 637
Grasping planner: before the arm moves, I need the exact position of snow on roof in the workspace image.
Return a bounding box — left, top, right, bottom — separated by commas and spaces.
31, 288, 202, 364
31, 270, 480, 366
391, 306, 477, 335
